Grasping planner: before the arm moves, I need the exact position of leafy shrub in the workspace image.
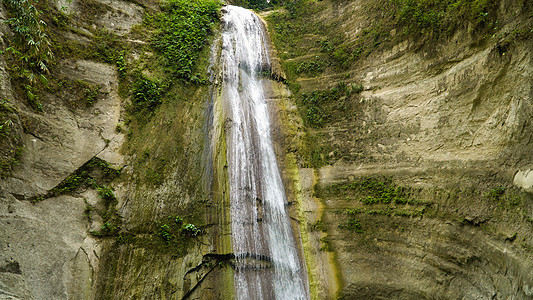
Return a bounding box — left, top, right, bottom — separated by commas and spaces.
159, 224, 172, 244
132, 77, 162, 109
151, 0, 220, 80
296, 60, 326, 76
2, 0, 53, 84
91, 222, 120, 237
182, 223, 201, 237
97, 185, 116, 204
388, 0, 498, 35
321, 177, 418, 206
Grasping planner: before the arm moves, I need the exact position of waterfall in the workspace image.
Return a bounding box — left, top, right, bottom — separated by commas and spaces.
216, 5, 309, 300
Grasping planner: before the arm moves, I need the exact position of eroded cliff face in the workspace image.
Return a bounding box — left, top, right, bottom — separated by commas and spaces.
0, 0, 135, 298
0, 0, 173, 299
1, 0, 533, 299
1, 0, 236, 298
262, 0, 533, 299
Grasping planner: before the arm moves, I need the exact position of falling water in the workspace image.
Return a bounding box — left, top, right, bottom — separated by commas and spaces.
217, 5, 309, 300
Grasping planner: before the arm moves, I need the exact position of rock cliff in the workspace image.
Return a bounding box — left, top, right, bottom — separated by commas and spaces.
263, 0, 533, 298
0, 0, 532, 299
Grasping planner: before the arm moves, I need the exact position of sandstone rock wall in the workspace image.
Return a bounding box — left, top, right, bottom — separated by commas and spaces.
264, 1, 533, 298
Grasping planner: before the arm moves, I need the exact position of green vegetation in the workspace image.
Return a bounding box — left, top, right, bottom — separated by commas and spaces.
267, 0, 520, 84
310, 219, 326, 232
97, 185, 116, 204
320, 177, 418, 205
151, 0, 221, 81
57, 78, 100, 109
339, 218, 363, 233
93, 222, 120, 237
345, 207, 425, 218
118, 0, 221, 125
32, 157, 124, 237
319, 236, 333, 252
159, 224, 172, 244
299, 81, 363, 128
232, 0, 282, 10
267, 1, 342, 78
387, 0, 498, 35
323, 177, 430, 234
485, 185, 523, 210
152, 215, 203, 247
266, 0, 390, 80
34, 157, 121, 201
0, 145, 22, 178
107, 214, 205, 257
486, 186, 506, 201
132, 77, 164, 112
296, 82, 363, 168
0, 98, 22, 177
2, 0, 53, 84
182, 223, 202, 237
300, 133, 333, 168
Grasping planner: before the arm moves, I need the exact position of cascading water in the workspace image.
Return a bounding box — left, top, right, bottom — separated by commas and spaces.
216, 5, 309, 300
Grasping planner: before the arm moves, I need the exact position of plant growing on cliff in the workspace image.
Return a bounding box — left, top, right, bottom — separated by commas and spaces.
339, 218, 363, 233
97, 185, 116, 204
132, 77, 163, 109
159, 224, 172, 244
91, 222, 120, 237
389, 0, 497, 35
151, 0, 220, 80
2, 0, 53, 85
181, 223, 201, 237
299, 82, 363, 128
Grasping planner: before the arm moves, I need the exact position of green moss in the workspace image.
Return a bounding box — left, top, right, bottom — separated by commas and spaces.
339, 218, 363, 233
112, 214, 204, 255
301, 133, 331, 168
345, 207, 426, 218
266, 0, 346, 81
33, 158, 124, 237
485, 186, 524, 210
0, 145, 23, 178
387, 0, 498, 36
322, 177, 430, 225
298, 82, 363, 128
310, 219, 326, 232
486, 186, 506, 201
54, 78, 101, 108
91, 222, 120, 237
76, 0, 113, 22
266, 0, 523, 88
0, 99, 23, 178
319, 177, 413, 203
36, 157, 121, 201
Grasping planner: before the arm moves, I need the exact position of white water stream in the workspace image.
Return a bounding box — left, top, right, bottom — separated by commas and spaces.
217, 5, 309, 300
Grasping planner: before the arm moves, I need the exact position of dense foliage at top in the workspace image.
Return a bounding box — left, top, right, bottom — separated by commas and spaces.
267, 0, 532, 84
386, 0, 498, 35
151, 0, 221, 80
